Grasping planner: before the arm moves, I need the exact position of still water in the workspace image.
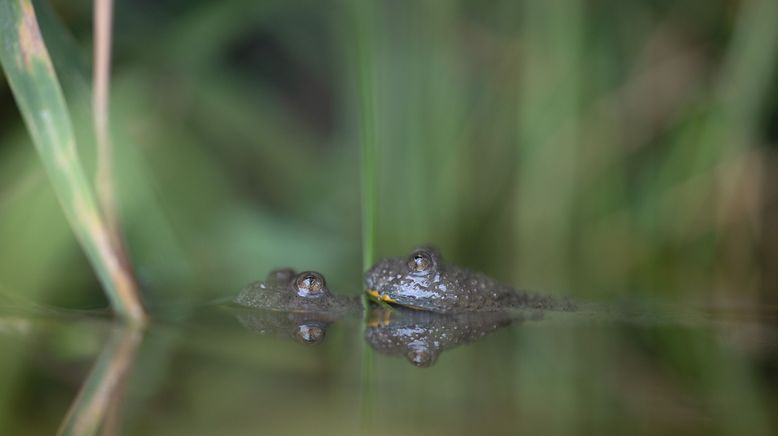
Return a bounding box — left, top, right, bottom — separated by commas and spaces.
1, 299, 776, 435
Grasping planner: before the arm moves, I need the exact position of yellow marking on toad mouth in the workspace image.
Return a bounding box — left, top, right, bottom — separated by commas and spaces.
367, 289, 396, 303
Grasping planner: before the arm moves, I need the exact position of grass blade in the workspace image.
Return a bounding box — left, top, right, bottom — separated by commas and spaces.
93, 0, 119, 237
0, 0, 145, 322
350, 0, 378, 270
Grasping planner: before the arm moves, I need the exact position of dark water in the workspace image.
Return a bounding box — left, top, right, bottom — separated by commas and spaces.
1, 301, 776, 436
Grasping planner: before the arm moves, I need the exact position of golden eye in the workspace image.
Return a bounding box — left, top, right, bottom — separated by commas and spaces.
407, 250, 433, 272
294, 271, 325, 296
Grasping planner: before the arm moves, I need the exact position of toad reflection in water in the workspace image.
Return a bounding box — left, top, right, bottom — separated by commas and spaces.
235, 308, 337, 345
365, 306, 531, 367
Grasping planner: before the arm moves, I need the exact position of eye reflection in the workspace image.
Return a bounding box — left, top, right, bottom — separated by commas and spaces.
406, 346, 436, 368
293, 324, 326, 345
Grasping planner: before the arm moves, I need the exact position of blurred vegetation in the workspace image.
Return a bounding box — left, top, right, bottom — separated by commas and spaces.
0, 2, 776, 435
0, 0, 776, 309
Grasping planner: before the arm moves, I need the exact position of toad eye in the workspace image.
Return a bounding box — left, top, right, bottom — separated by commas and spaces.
294, 271, 326, 297
407, 250, 433, 272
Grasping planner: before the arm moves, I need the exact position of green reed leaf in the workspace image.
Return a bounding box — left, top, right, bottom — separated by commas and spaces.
0, 0, 145, 323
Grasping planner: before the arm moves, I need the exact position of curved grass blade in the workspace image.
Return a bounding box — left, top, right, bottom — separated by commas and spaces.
0, 0, 145, 323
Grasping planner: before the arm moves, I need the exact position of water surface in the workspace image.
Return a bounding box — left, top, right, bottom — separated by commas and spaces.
1, 301, 776, 435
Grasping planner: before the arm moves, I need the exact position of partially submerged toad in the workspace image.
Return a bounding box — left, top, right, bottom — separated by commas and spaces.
365, 246, 573, 313
236, 268, 360, 315
234, 269, 360, 344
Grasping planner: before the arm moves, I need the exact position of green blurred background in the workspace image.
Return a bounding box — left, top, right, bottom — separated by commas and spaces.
0, 1, 777, 434
1, 0, 776, 306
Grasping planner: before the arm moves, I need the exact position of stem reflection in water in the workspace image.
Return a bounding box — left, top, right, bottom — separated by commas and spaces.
57, 326, 142, 436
